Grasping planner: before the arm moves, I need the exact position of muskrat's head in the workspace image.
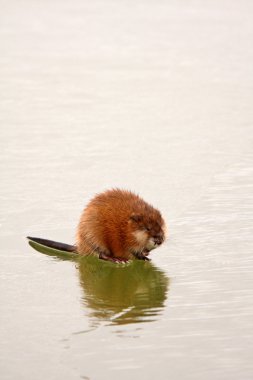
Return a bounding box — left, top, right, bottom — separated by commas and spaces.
129, 211, 166, 253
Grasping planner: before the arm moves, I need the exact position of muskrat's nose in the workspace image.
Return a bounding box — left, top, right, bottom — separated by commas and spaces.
154, 236, 163, 245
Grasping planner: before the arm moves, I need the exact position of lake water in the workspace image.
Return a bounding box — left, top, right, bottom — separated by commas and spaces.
1, 1, 253, 379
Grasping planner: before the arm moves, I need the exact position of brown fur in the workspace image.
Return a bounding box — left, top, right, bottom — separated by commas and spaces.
76, 189, 166, 262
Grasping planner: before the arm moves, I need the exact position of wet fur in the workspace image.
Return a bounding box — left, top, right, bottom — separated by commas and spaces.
76, 189, 166, 262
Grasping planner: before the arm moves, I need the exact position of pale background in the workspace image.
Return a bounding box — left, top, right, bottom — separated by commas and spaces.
1, 0, 253, 379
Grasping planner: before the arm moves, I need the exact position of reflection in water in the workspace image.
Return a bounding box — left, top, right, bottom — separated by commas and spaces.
28, 240, 169, 326
78, 256, 169, 326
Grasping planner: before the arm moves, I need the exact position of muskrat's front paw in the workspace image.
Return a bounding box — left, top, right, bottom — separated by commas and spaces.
143, 256, 150, 261
139, 255, 150, 261
134, 251, 150, 261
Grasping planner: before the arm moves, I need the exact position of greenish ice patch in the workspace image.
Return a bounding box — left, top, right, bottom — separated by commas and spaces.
28, 237, 169, 326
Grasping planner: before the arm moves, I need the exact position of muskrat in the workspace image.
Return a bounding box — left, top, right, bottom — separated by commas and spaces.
28, 189, 167, 263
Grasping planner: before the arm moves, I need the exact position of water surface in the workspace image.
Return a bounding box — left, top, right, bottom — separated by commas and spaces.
1, 0, 253, 379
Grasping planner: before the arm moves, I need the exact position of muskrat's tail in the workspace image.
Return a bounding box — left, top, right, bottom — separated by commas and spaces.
27, 236, 77, 252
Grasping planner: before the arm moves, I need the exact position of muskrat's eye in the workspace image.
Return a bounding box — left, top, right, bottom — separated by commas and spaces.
145, 226, 151, 232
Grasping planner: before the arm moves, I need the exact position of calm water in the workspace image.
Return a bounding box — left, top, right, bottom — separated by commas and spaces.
1, 0, 253, 379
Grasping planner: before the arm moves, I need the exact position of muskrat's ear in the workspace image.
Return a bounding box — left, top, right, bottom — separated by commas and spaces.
130, 214, 143, 223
